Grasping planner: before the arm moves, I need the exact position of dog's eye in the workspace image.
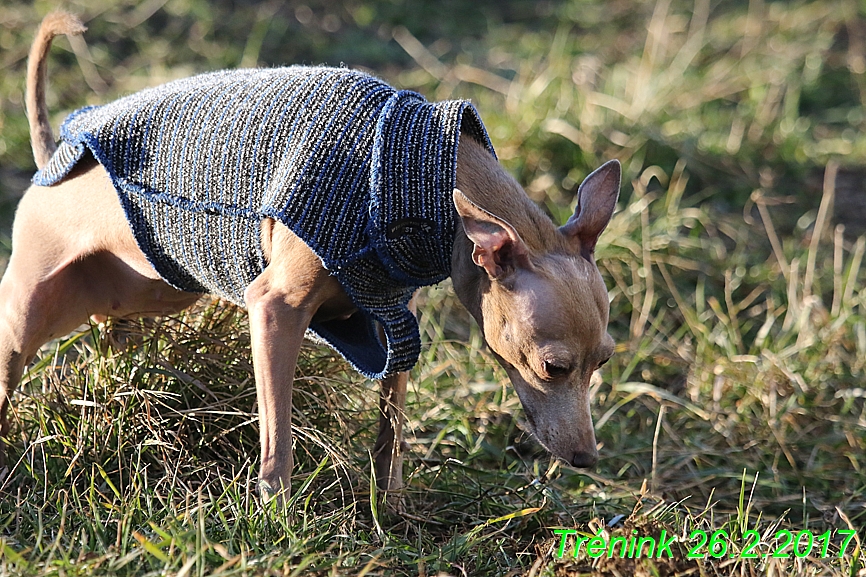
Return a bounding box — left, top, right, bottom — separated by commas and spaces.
543, 360, 571, 378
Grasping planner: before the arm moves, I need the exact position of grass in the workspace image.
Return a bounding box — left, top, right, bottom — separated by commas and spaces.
0, 0, 865, 575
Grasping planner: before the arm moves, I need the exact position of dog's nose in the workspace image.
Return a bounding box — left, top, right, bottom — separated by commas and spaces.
571, 450, 598, 469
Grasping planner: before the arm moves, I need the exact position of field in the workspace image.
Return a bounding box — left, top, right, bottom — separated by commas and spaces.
0, 0, 864, 575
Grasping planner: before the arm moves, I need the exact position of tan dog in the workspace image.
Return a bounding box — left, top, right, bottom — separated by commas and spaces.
0, 12, 618, 500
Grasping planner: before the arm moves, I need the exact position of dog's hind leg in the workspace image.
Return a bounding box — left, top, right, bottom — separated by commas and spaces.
0, 161, 198, 467
0, 254, 98, 463
0, 218, 107, 467
0, 251, 196, 468
0, 177, 99, 465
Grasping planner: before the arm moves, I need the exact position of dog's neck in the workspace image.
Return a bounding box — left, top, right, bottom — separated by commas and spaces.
452, 134, 566, 325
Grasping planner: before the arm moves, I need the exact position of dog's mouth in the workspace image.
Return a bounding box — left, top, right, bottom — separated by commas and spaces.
514, 397, 550, 453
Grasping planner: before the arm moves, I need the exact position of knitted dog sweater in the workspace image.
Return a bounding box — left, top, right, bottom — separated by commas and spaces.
33, 66, 495, 379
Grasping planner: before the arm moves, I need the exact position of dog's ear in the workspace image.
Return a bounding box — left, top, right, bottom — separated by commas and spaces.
560, 159, 620, 261
453, 188, 531, 279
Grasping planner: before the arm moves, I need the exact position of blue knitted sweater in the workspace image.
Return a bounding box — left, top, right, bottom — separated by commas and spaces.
33, 66, 495, 379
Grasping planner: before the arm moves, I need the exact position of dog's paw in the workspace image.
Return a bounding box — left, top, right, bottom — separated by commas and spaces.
257, 479, 290, 508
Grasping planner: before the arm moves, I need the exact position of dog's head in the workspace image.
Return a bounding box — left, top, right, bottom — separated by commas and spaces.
452, 160, 620, 468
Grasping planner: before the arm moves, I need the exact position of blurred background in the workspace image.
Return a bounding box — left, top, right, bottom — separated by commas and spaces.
2, 0, 865, 224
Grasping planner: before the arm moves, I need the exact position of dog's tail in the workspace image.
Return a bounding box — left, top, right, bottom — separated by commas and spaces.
26, 11, 86, 169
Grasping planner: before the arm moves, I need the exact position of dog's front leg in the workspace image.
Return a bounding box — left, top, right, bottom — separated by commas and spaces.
373, 296, 415, 498
247, 221, 357, 504
245, 272, 314, 503
374, 369, 407, 493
